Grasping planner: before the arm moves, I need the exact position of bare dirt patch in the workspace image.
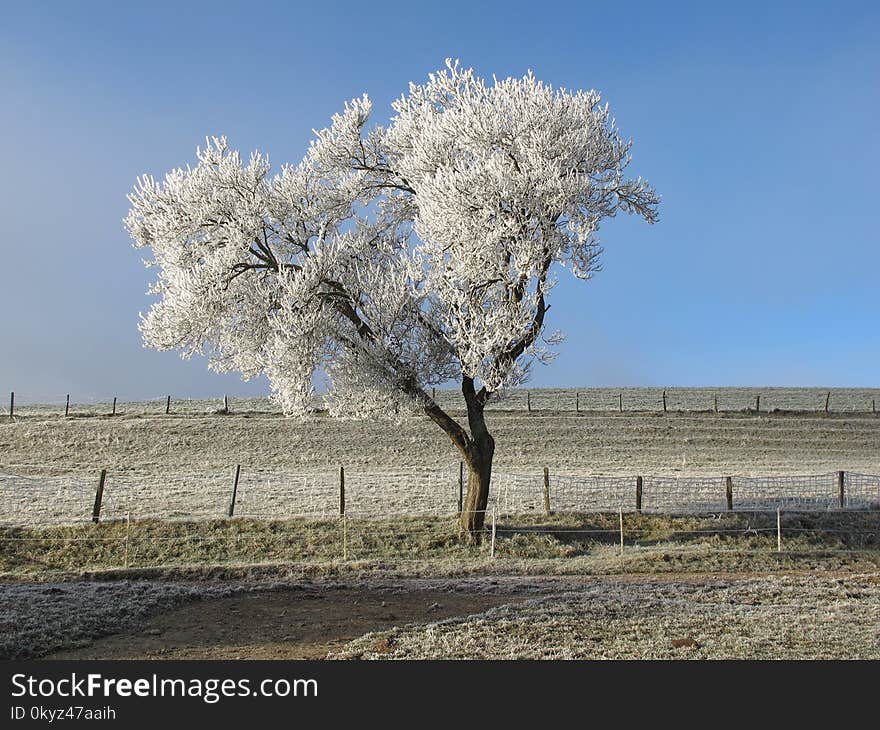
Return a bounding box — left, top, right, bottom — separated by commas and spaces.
47, 587, 525, 660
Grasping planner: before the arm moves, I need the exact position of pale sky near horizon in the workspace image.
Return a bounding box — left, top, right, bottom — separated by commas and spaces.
1, 0, 878, 402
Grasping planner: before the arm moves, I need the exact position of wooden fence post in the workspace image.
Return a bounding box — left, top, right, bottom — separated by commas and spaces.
527, 391, 531, 412
576, 392, 579, 412
824, 391, 831, 414
543, 467, 551, 515
662, 390, 667, 413
714, 394, 718, 413
725, 476, 733, 511
635, 476, 643, 513
618, 508, 624, 556
490, 507, 497, 559
124, 511, 131, 568
342, 514, 348, 561
165, 395, 171, 414
92, 469, 107, 523
339, 465, 345, 516
65, 394, 69, 417
837, 470, 845, 510
432, 387, 436, 401
112, 397, 117, 416
873, 399, 876, 414
228, 464, 241, 517
8, 391, 13, 421
755, 394, 760, 412
458, 461, 464, 515
618, 393, 622, 413
223, 394, 229, 415
776, 508, 782, 553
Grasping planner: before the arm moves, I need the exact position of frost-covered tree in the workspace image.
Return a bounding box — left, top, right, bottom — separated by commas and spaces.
125, 61, 658, 534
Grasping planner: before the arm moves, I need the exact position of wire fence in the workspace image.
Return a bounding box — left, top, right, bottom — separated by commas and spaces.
1, 467, 878, 528
488, 470, 880, 514
1, 507, 878, 574
4, 387, 880, 417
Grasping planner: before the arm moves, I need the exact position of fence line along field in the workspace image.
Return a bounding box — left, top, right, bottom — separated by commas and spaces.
5, 386, 880, 418
2, 466, 879, 527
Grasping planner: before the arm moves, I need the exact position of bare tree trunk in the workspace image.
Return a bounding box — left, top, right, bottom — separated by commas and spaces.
459, 377, 495, 534
460, 435, 495, 534
421, 376, 496, 536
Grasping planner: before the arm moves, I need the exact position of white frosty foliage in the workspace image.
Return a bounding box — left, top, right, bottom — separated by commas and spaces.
125, 61, 657, 418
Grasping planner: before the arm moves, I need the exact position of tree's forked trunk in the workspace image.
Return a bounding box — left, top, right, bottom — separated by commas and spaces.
423, 376, 495, 537
460, 441, 494, 534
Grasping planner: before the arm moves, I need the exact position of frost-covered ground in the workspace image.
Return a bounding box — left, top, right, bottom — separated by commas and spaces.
0, 579, 251, 659
1, 388, 878, 525
5, 574, 878, 660
332, 573, 880, 659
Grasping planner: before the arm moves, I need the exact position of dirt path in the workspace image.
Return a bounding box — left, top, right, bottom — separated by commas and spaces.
46, 588, 526, 660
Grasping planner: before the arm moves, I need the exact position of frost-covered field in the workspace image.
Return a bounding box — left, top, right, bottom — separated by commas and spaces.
333, 573, 880, 659
1, 388, 878, 525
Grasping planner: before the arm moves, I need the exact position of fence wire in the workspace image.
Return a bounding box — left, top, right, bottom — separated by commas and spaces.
641, 476, 727, 513
491, 472, 635, 514
233, 467, 460, 519
0, 473, 112, 526
1, 467, 878, 527
5, 388, 880, 418
844, 473, 880, 508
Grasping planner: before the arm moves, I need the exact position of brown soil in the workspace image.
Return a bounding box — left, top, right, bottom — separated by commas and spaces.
46, 588, 525, 660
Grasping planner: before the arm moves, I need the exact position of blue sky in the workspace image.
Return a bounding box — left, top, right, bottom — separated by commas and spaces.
1, 0, 877, 401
